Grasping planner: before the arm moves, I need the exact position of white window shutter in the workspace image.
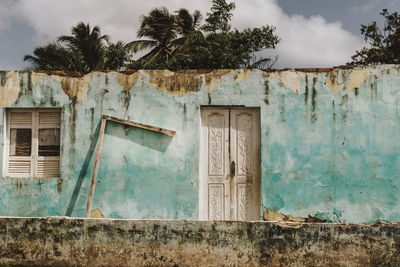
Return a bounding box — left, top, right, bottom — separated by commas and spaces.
10, 112, 32, 128
37, 158, 60, 177
39, 112, 60, 128
8, 159, 31, 177
7, 109, 61, 178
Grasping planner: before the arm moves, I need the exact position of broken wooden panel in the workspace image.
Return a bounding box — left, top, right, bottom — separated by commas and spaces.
9, 129, 32, 156
103, 115, 176, 136
38, 129, 60, 156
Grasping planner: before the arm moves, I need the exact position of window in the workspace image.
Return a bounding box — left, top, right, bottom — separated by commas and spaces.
5, 109, 61, 178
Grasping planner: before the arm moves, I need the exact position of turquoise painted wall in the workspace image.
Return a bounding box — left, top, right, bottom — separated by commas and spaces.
0, 66, 399, 223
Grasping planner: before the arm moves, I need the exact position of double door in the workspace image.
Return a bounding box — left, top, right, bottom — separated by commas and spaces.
200, 107, 260, 221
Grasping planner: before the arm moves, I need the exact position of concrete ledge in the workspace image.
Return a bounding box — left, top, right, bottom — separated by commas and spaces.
0, 217, 399, 266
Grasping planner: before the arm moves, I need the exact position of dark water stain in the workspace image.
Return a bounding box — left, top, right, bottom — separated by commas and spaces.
90, 108, 94, 140
340, 95, 349, 122
70, 97, 77, 145
183, 103, 187, 129
57, 178, 63, 194
332, 100, 336, 124
208, 93, 211, 105
354, 87, 359, 96
304, 74, 309, 106
37, 179, 42, 191
124, 90, 131, 111
264, 80, 269, 105
280, 94, 285, 122
370, 75, 378, 102
124, 125, 130, 136
101, 88, 108, 112
311, 77, 318, 123
18, 72, 24, 90
27, 72, 32, 91
105, 75, 108, 86
0, 71, 6, 86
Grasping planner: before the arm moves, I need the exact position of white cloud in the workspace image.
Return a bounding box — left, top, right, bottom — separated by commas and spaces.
0, 1, 17, 33
352, 0, 400, 15
232, 0, 364, 67
4, 0, 363, 68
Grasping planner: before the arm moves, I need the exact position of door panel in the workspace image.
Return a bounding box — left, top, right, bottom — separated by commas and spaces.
201, 109, 230, 220
201, 107, 260, 221
231, 109, 258, 221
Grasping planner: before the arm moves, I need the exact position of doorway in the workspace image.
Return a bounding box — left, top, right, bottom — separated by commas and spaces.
200, 107, 260, 221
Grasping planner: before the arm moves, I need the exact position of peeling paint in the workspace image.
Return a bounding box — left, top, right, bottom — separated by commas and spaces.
0, 71, 20, 107
200, 70, 231, 93
348, 69, 371, 91
270, 70, 302, 94
233, 69, 251, 84
60, 73, 93, 102
118, 72, 140, 92
0, 66, 400, 223
326, 70, 345, 93
90, 208, 104, 218
31, 72, 46, 86
145, 70, 203, 94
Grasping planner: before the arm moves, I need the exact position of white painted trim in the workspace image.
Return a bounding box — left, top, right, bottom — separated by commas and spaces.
200, 107, 261, 221
5, 108, 61, 178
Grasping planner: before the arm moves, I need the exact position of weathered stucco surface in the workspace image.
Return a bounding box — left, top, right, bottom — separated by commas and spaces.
0, 217, 399, 266
1, 66, 400, 223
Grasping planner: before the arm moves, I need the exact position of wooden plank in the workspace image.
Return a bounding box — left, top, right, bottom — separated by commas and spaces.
103, 115, 176, 136
85, 118, 107, 218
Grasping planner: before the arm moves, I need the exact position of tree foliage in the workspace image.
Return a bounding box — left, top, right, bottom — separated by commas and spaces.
24, 22, 131, 71
350, 9, 400, 65
128, 0, 280, 70
24, 0, 280, 71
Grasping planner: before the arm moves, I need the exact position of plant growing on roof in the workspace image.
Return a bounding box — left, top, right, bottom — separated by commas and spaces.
350, 9, 400, 65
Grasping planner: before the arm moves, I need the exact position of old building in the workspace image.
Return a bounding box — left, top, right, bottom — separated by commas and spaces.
0, 66, 398, 223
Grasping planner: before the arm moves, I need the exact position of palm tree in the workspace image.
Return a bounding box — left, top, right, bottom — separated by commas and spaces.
58, 22, 109, 71
127, 8, 176, 65
172, 9, 203, 53
127, 8, 204, 68
23, 42, 83, 71
24, 22, 119, 71
104, 41, 131, 70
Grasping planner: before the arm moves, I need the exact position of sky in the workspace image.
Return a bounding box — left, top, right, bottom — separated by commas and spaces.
0, 0, 399, 70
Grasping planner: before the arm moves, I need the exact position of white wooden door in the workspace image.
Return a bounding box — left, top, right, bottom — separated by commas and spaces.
200, 107, 260, 221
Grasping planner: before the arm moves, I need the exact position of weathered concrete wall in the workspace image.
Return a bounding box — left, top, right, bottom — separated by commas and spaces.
0, 217, 399, 266
0, 66, 400, 223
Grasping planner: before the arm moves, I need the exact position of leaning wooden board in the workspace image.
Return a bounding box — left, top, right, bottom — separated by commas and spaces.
84, 115, 176, 218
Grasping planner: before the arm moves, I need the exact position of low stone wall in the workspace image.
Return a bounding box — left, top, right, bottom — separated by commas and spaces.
0, 217, 399, 266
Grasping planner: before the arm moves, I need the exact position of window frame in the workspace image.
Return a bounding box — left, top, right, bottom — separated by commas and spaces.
4, 108, 61, 178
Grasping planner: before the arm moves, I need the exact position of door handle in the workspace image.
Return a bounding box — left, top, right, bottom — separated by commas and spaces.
230, 161, 235, 176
